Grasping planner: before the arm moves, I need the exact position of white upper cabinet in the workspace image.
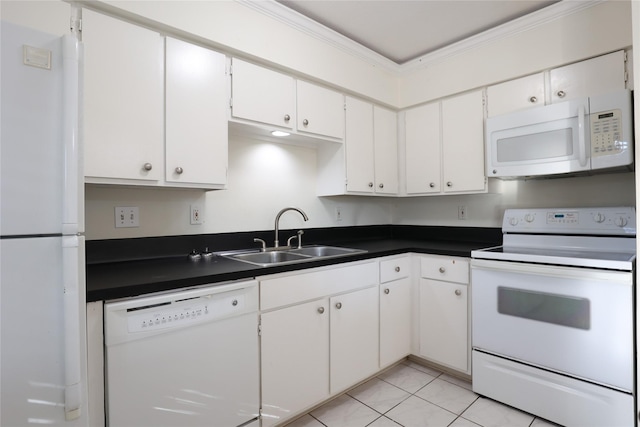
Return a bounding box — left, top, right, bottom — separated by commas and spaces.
442, 90, 486, 193
345, 97, 375, 193
487, 50, 627, 117
549, 50, 626, 103
404, 90, 486, 195
83, 11, 228, 189
230, 58, 295, 130
297, 80, 345, 139
486, 73, 545, 117
322, 97, 397, 196
83, 9, 164, 183
165, 37, 227, 187
373, 106, 398, 195
405, 102, 441, 194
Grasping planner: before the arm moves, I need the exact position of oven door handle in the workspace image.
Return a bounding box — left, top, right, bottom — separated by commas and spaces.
471, 259, 633, 282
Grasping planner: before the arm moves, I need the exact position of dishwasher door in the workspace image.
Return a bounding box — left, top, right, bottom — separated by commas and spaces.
105, 280, 259, 427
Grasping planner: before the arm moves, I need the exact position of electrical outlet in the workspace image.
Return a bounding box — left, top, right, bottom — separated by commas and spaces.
115, 206, 139, 228
335, 206, 343, 222
458, 205, 467, 220
190, 205, 203, 225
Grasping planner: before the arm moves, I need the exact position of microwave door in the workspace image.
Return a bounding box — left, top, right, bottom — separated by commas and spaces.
486, 98, 590, 178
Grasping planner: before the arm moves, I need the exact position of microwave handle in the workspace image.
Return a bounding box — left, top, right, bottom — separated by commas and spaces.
578, 104, 587, 167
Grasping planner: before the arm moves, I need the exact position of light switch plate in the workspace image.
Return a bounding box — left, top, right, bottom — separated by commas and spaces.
115, 206, 139, 228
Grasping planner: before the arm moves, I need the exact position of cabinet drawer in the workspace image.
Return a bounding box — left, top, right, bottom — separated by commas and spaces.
420, 256, 469, 284
380, 257, 410, 283
260, 261, 378, 311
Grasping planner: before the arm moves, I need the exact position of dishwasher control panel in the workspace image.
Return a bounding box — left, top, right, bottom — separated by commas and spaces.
104, 280, 259, 345
127, 301, 212, 333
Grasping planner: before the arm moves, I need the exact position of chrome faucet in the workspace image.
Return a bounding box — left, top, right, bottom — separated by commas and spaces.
274, 207, 309, 248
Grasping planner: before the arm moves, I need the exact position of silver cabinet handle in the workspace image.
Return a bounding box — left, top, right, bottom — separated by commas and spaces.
395, 266, 400, 272
143, 163, 153, 171
557, 90, 566, 98
368, 182, 374, 188
529, 96, 538, 103
317, 307, 325, 314
335, 302, 342, 309
284, 114, 291, 122
439, 267, 446, 273
429, 182, 435, 188
378, 183, 384, 189
455, 289, 462, 296
175, 167, 183, 174
446, 182, 452, 187
384, 288, 390, 295
232, 299, 238, 306
303, 119, 309, 126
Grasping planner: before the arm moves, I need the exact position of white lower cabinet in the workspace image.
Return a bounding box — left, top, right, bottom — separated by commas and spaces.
379, 257, 411, 367
330, 286, 379, 393
260, 298, 330, 427
259, 262, 379, 427
418, 255, 470, 374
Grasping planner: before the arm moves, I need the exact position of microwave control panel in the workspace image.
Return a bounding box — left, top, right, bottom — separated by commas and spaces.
590, 108, 624, 156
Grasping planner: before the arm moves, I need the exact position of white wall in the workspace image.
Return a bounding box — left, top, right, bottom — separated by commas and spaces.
393, 172, 636, 228
398, 1, 632, 108
84, 136, 394, 240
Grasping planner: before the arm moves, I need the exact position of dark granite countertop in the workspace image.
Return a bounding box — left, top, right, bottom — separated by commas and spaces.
86, 225, 502, 302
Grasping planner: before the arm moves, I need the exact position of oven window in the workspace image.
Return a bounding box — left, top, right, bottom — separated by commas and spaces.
497, 287, 590, 330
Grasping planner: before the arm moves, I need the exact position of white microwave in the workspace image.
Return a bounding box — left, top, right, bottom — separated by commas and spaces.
486, 90, 633, 178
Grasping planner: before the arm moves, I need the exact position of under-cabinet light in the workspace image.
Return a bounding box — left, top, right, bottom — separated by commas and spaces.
271, 130, 290, 137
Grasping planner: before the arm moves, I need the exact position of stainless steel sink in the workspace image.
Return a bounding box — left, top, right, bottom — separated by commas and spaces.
220, 245, 366, 267
289, 245, 364, 257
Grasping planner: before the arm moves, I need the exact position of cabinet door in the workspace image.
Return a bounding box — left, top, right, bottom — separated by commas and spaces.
231, 58, 295, 129
486, 73, 545, 117
165, 38, 227, 187
261, 298, 330, 427
442, 90, 486, 193
419, 279, 468, 372
330, 286, 379, 393
83, 10, 164, 182
297, 80, 345, 139
405, 102, 441, 194
345, 97, 374, 193
373, 106, 398, 194
380, 278, 411, 367
550, 50, 626, 103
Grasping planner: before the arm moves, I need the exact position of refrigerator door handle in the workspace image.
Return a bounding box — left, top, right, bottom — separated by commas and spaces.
62, 235, 82, 420
62, 34, 80, 236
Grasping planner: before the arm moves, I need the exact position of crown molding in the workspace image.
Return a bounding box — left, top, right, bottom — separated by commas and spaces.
238, 0, 604, 75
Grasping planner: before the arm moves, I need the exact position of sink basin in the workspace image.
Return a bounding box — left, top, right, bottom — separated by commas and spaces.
289, 245, 364, 257
221, 245, 367, 267
229, 251, 309, 265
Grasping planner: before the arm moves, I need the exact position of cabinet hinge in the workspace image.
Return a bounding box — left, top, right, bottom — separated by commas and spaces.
229, 98, 233, 108
70, 8, 82, 34
624, 51, 629, 83
228, 65, 233, 75
257, 323, 261, 336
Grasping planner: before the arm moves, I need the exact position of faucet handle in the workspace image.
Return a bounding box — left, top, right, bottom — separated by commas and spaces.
286, 235, 298, 247
253, 238, 267, 252
296, 229, 304, 249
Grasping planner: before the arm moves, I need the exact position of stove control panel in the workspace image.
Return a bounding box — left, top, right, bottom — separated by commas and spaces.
502, 207, 636, 235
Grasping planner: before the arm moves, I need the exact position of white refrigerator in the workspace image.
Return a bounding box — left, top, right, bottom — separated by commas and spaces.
0, 20, 88, 425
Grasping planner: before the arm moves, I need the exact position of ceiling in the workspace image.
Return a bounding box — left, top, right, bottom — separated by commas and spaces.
276, 0, 559, 64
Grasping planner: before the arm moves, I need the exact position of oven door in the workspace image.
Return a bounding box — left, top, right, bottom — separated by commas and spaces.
471, 258, 633, 392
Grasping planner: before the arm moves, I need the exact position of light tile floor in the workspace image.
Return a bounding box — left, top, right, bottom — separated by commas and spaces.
284, 360, 562, 427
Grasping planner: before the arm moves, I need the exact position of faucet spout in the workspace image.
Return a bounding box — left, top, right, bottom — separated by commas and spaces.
274, 207, 309, 247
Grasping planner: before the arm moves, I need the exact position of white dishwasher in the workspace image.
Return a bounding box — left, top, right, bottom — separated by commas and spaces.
104, 280, 260, 427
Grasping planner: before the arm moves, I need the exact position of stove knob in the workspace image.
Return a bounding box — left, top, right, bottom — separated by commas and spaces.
509, 217, 519, 226
593, 213, 606, 223
524, 214, 535, 223
615, 216, 628, 227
